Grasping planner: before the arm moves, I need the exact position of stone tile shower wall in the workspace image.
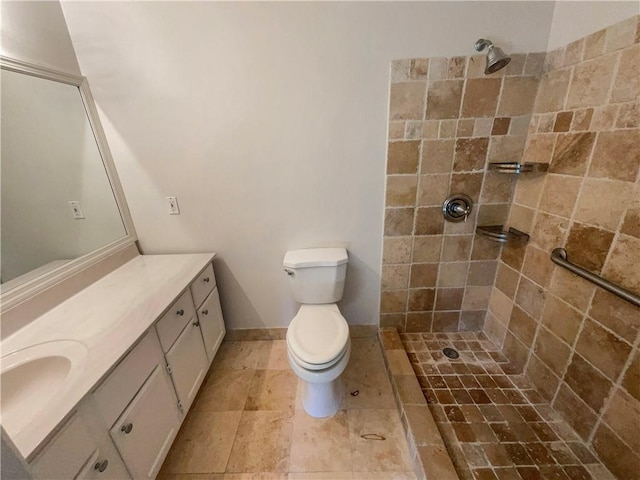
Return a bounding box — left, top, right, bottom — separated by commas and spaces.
483, 15, 640, 479
381, 53, 544, 333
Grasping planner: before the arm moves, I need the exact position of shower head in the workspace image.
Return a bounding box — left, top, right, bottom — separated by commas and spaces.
474, 39, 511, 74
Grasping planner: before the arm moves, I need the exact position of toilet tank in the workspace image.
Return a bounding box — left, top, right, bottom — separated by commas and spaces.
283, 248, 348, 304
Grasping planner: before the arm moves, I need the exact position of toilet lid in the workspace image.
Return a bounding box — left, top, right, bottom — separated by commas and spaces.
287, 307, 349, 366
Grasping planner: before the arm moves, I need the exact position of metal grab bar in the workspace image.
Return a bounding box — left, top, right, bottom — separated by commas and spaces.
550, 248, 640, 308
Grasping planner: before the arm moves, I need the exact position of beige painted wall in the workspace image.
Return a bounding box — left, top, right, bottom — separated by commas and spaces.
0, 0, 80, 74
547, 1, 639, 50
60, 1, 556, 329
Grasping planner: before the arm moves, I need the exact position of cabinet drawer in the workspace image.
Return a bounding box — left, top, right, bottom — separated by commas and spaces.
31, 413, 96, 480
156, 290, 196, 352
93, 330, 163, 428
190, 263, 215, 307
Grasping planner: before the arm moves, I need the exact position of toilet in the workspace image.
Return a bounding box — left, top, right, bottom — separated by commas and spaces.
283, 247, 351, 418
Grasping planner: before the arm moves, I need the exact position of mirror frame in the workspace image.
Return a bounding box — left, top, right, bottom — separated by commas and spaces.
0, 56, 137, 313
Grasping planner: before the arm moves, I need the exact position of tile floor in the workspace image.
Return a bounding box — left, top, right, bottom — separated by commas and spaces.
159, 337, 416, 480
401, 332, 616, 480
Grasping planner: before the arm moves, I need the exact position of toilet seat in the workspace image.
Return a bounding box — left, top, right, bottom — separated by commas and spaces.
287, 305, 349, 371
288, 340, 349, 371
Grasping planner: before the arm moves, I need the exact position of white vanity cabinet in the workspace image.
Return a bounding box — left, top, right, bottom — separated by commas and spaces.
191, 264, 226, 363
30, 403, 130, 480
90, 259, 225, 480
92, 329, 182, 480
10, 255, 226, 480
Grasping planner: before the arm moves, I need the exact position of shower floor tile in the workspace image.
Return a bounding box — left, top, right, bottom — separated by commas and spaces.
401, 332, 616, 480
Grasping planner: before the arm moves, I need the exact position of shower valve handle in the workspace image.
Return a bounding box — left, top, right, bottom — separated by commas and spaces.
451, 202, 470, 222
442, 193, 473, 223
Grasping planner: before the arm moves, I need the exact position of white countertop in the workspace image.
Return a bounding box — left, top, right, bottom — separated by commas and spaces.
1, 253, 215, 459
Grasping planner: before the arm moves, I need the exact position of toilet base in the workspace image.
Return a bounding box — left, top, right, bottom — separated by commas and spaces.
287, 339, 350, 418
301, 377, 344, 418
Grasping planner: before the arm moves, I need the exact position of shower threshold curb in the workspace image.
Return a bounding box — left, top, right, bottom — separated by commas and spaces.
379, 328, 460, 480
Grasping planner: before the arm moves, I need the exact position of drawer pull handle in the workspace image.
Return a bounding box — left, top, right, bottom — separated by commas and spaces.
121, 423, 133, 434
203, 277, 210, 283
194, 320, 200, 327
202, 309, 209, 315
94, 460, 109, 473
176, 309, 185, 316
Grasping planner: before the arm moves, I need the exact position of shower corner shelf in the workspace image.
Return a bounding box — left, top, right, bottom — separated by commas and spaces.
487, 162, 549, 174
476, 225, 530, 244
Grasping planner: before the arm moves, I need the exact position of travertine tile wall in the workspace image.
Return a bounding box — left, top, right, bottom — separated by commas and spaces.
483, 15, 640, 479
381, 53, 545, 333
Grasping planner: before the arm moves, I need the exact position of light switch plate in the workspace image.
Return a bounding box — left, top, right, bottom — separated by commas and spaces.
68, 200, 86, 219
166, 196, 180, 215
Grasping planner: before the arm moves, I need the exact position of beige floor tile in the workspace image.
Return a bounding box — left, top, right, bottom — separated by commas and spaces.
245, 369, 298, 411
353, 472, 417, 479
162, 411, 242, 474
349, 338, 384, 363
348, 409, 413, 472
266, 340, 290, 370
159, 475, 225, 480
226, 410, 294, 473
288, 409, 352, 472
289, 473, 353, 479
195, 368, 255, 412
343, 339, 396, 409
158, 474, 225, 480
225, 474, 288, 480
214, 341, 272, 370
294, 379, 305, 410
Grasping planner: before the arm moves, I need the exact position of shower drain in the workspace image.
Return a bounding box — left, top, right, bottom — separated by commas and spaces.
443, 347, 460, 359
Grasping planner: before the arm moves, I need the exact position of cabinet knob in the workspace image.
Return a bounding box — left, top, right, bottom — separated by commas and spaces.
203, 277, 210, 283
202, 309, 209, 315
120, 423, 133, 434
94, 460, 109, 473
176, 309, 185, 316
194, 320, 200, 327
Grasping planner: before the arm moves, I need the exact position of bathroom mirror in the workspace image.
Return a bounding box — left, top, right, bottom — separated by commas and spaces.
0, 56, 137, 311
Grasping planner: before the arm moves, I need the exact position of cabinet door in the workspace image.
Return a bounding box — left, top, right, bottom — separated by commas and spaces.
76, 446, 130, 480
109, 365, 181, 480
30, 413, 97, 480
165, 320, 208, 412
196, 286, 226, 363
76, 397, 132, 480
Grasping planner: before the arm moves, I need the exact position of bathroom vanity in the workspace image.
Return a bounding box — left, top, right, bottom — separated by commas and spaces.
2, 253, 225, 479
0, 51, 226, 479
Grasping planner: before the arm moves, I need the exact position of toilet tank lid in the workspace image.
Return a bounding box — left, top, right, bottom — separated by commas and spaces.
283, 248, 348, 268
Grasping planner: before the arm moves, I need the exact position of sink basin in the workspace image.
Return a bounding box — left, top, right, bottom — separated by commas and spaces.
1, 340, 88, 436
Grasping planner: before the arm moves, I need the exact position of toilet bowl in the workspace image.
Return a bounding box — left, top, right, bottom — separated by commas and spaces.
286, 304, 350, 417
